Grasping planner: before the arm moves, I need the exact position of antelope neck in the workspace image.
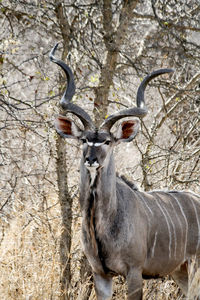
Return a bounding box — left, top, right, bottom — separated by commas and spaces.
90, 155, 117, 211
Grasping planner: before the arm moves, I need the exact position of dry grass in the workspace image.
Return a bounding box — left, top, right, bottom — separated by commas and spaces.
0, 193, 200, 300
188, 258, 200, 300
0, 193, 61, 300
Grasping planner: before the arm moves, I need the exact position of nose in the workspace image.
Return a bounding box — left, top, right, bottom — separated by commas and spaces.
85, 156, 98, 166
84, 146, 99, 167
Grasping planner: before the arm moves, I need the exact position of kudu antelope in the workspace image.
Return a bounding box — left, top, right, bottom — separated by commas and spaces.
50, 44, 200, 300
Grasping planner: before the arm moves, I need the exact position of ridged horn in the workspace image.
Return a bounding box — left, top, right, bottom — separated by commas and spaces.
49, 43, 95, 130
100, 68, 174, 131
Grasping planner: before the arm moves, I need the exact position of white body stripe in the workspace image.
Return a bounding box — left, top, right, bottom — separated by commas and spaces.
191, 199, 200, 254
169, 199, 184, 259
172, 194, 188, 259
155, 199, 172, 259
162, 204, 177, 258
151, 231, 158, 258
138, 193, 154, 216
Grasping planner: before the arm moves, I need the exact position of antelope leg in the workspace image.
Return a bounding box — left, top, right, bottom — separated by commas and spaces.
93, 273, 113, 300
126, 268, 143, 300
171, 262, 188, 296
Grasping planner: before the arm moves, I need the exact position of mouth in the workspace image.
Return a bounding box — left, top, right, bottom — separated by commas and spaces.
84, 161, 100, 169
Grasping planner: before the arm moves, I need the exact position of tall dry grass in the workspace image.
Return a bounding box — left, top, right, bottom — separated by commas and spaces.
0, 193, 61, 300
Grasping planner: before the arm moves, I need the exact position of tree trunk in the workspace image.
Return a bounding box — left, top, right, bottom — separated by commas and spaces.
56, 135, 72, 300
93, 0, 139, 126
54, 1, 73, 299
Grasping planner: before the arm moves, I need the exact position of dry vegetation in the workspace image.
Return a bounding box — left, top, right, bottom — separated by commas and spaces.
0, 193, 61, 299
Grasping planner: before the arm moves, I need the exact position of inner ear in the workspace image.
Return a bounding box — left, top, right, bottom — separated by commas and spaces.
121, 121, 137, 139
55, 115, 82, 138
115, 119, 140, 142
55, 116, 72, 134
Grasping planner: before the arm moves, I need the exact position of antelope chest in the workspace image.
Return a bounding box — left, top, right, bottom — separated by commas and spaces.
81, 217, 109, 276
82, 218, 123, 277
81, 187, 119, 276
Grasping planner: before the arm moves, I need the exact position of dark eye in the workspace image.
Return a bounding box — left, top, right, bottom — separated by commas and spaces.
81, 139, 87, 144
105, 140, 111, 145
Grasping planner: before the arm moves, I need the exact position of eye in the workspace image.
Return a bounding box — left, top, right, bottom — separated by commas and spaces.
105, 140, 111, 145
81, 139, 87, 144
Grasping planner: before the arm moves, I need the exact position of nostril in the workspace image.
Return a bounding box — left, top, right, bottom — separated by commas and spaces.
85, 157, 97, 166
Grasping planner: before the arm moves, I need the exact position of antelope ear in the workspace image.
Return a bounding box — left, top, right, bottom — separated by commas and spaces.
114, 119, 140, 142
55, 116, 82, 139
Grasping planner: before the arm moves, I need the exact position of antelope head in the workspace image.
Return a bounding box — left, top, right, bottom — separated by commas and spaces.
50, 43, 173, 171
